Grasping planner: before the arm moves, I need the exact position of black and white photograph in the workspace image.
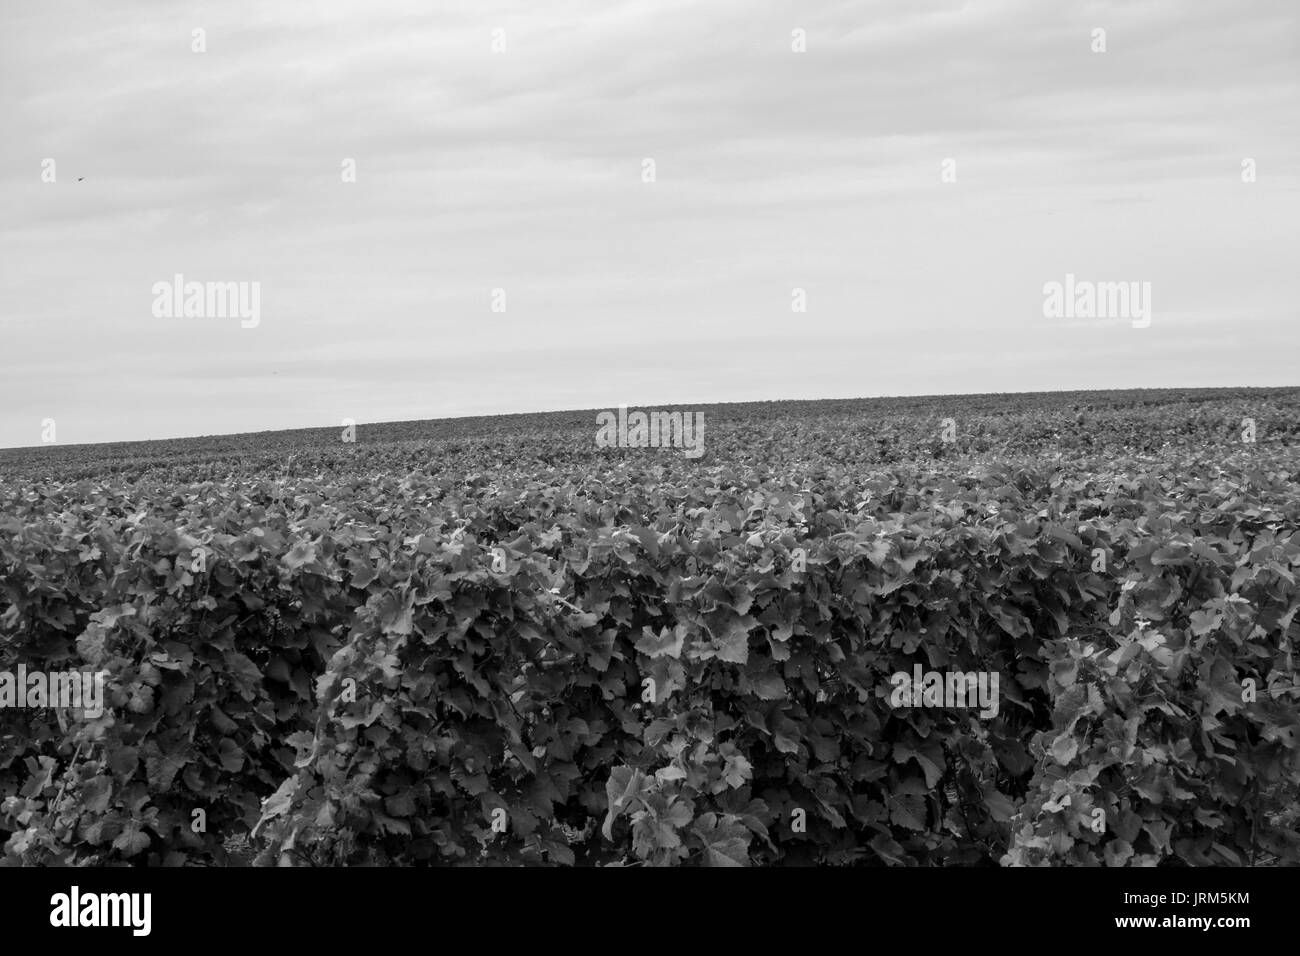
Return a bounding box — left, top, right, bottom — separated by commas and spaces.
1, 0, 1296, 939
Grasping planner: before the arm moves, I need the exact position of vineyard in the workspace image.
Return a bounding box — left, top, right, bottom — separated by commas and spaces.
2, 387, 1299, 866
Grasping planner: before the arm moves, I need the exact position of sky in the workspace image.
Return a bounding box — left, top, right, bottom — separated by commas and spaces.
1, 0, 1297, 448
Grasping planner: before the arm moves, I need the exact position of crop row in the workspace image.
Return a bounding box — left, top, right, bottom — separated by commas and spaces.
3, 451, 1298, 865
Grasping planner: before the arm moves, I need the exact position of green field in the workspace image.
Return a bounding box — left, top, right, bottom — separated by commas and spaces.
3, 387, 1299, 866
5, 386, 1300, 482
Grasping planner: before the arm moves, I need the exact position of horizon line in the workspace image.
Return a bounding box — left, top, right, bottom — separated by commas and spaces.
3, 381, 1298, 453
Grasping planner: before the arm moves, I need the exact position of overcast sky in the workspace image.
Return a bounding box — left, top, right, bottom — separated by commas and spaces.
1, 0, 1297, 448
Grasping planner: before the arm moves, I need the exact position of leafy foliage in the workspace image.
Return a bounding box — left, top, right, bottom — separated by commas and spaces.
2, 389, 1298, 865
